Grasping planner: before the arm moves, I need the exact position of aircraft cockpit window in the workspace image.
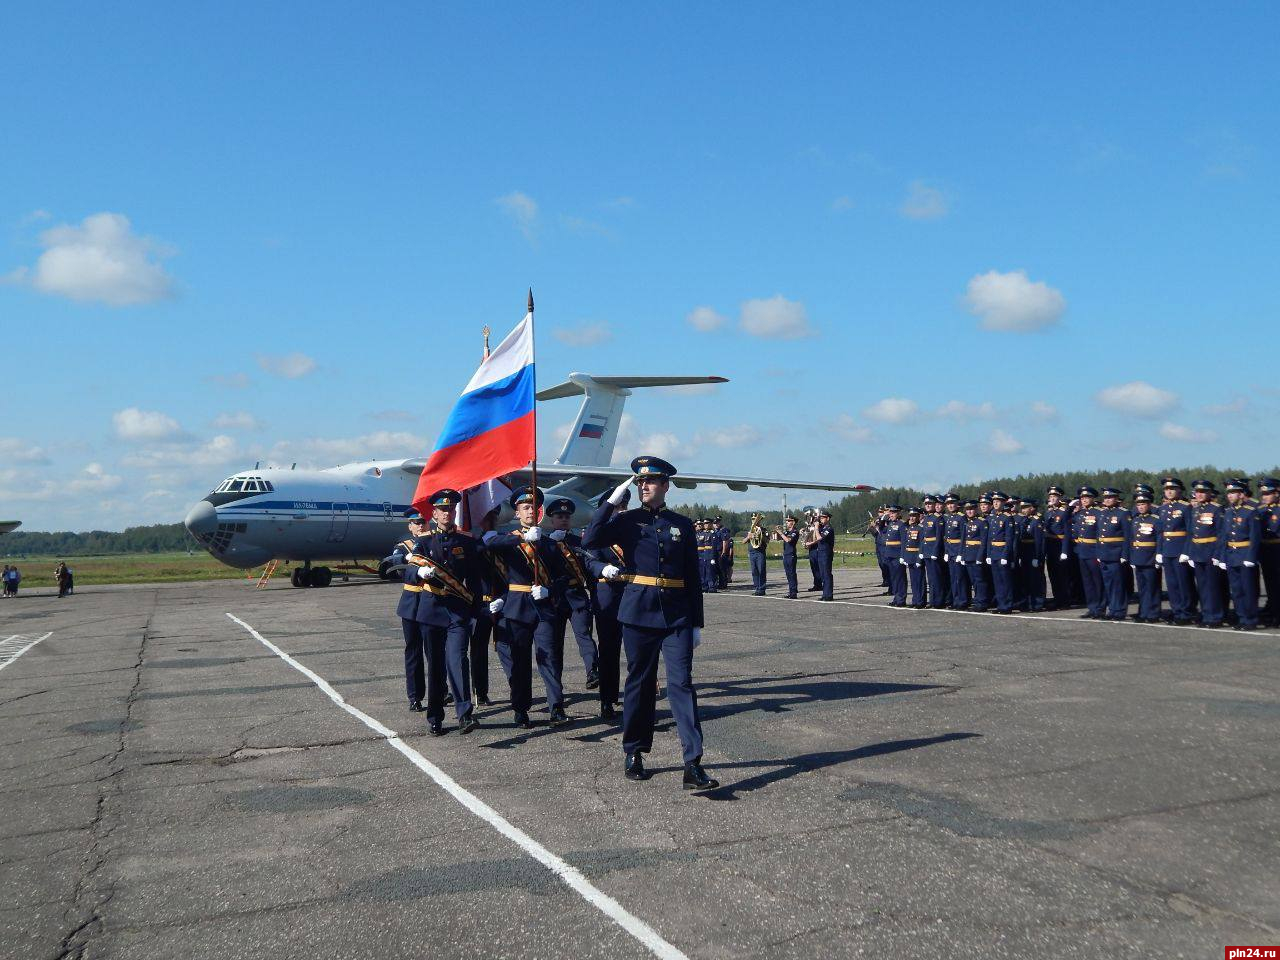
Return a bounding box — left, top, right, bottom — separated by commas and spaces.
243, 480, 259, 492
227, 480, 244, 492
262, 480, 275, 492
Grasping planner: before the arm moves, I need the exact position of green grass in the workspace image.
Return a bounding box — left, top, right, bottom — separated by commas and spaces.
0, 552, 254, 587
731, 535, 878, 568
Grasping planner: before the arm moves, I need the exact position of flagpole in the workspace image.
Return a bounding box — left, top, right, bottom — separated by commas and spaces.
527, 287, 537, 506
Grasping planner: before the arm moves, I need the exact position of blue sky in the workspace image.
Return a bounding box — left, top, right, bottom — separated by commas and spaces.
2, 3, 1276, 530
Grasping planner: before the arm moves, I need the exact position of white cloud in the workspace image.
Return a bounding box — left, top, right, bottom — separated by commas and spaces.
1095, 381, 1179, 418
256, 353, 316, 379
900, 181, 948, 220
68, 462, 122, 494
211, 411, 263, 431
862, 398, 919, 424
1159, 422, 1219, 444
610, 414, 686, 466
828, 414, 876, 443
552, 321, 612, 347
11, 212, 176, 306
0, 462, 122, 502
495, 191, 538, 242
1203, 397, 1248, 416
831, 195, 855, 212
692, 425, 764, 450
687, 306, 727, 332
1030, 401, 1059, 422
122, 435, 241, 469
113, 407, 184, 442
266, 431, 426, 467
985, 429, 1025, 455
739, 295, 814, 340
0, 438, 50, 463
935, 400, 997, 421
964, 269, 1066, 332
206, 372, 251, 389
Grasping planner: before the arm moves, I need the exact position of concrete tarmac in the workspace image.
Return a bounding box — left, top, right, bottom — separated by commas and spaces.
2, 567, 1277, 959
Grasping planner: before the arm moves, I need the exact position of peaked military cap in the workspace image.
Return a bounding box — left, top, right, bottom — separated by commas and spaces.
1133, 482, 1154, 493
922, 495, 937, 504
1191, 479, 1216, 493
963, 499, 978, 508
1258, 477, 1280, 492
944, 493, 960, 502
714, 516, 723, 521
1225, 479, 1250, 494
1021, 498, 1038, 509
630, 455, 676, 479
1046, 485, 1065, 496
1100, 487, 1122, 498
545, 497, 576, 515
1134, 492, 1153, 503
818, 508, 832, 517
510, 487, 546, 508
784, 514, 797, 521
1161, 476, 1185, 489
907, 505, 921, 515
977, 494, 992, 505
403, 509, 424, 521
427, 488, 462, 509
1078, 485, 1098, 497
885, 504, 902, 512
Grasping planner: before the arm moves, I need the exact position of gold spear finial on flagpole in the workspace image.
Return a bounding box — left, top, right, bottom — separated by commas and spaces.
481, 325, 491, 361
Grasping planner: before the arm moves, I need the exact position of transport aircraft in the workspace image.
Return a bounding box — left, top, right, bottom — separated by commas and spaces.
0, 521, 19, 536
183, 374, 872, 587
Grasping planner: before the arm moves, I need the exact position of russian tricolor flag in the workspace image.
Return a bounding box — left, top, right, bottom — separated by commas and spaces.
412, 313, 536, 512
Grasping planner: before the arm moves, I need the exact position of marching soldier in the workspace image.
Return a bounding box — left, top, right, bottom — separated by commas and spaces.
394, 510, 429, 713
880, 505, 907, 607
1042, 486, 1072, 609
1220, 480, 1262, 631
1158, 477, 1197, 625
1095, 488, 1131, 621
583, 455, 717, 790
779, 514, 800, 599
1066, 486, 1104, 619
943, 494, 967, 609
1183, 479, 1226, 628
814, 509, 836, 601
1258, 478, 1280, 626
984, 492, 1018, 614
960, 499, 988, 611
903, 506, 926, 607
404, 489, 481, 736
545, 498, 602, 690
1128, 492, 1163, 622
483, 488, 568, 727
469, 515, 507, 706
1017, 498, 1046, 612
919, 496, 946, 608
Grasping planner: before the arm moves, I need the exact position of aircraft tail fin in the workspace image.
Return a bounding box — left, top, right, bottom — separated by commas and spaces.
538, 374, 727, 468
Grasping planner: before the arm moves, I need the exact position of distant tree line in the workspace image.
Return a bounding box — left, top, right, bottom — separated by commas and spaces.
2, 523, 194, 557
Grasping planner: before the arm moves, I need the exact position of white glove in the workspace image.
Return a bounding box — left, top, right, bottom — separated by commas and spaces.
522, 525, 541, 542
601, 564, 622, 580
482, 530, 499, 545
549, 529, 567, 541
999, 558, 1008, 566
943, 553, 949, 562
530, 585, 549, 600
691, 627, 702, 649
1031, 559, 1039, 568
1179, 554, 1190, 564
710, 559, 717, 567
488, 598, 505, 614
1244, 560, 1256, 568
1214, 559, 1226, 570
1155, 556, 1163, 566
899, 558, 907, 565
985, 557, 992, 565
1059, 552, 1068, 561
1120, 558, 1128, 565
416, 565, 436, 580
606, 478, 631, 505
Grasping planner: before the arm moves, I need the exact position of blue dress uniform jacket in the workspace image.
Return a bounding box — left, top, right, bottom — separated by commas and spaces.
1220, 504, 1262, 627
484, 529, 565, 714
903, 523, 927, 607
1261, 503, 1280, 623
984, 513, 1019, 613
394, 535, 426, 706
943, 512, 967, 606
1186, 501, 1226, 625
919, 513, 947, 608
880, 518, 908, 605
1041, 505, 1072, 608
1017, 514, 1046, 611
585, 544, 627, 708
780, 528, 800, 597
1129, 511, 1162, 621
1158, 497, 1196, 621
814, 521, 835, 600
406, 529, 482, 723
484, 532, 560, 625
583, 501, 704, 630
1094, 507, 1131, 618
393, 537, 422, 620
547, 531, 600, 677
1067, 506, 1105, 616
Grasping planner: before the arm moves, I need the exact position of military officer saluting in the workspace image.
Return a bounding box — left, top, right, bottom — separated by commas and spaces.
1183, 479, 1226, 628
483, 487, 568, 727
1220, 479, 1263, 631
583, 456, 717, 790
1158, 477, 1196, 625
1258, 478, 1280, 627
544, 497, 602, 690
1128, 492, 1163, 622
394, 510, 430, 713
404, 489, 481, 736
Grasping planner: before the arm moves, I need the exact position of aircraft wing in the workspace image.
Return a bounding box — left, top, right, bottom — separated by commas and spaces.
0, 520, 20, 536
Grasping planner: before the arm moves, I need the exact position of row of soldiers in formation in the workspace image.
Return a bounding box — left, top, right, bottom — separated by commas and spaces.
696, 512, 838, 599
867, 476, 1280, 629
389, 456, 719, 790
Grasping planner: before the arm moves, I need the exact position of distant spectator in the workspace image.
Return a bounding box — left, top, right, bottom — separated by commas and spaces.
2, 564, 16, 598
56, 561, 71, 598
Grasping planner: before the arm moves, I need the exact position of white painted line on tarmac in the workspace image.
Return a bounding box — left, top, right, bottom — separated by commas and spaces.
225, 612, 689, 960
0, 633, 53, 673
716, 590, 1280, 638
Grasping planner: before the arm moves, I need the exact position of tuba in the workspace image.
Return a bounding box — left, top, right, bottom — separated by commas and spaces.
747, 513, 765, 550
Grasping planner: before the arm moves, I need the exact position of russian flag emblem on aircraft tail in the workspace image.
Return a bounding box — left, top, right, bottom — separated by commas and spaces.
413, 314, 535, 513
578, 422, 604, 439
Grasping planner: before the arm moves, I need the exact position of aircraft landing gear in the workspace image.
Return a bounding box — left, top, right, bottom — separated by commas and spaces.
311, 566, 333, 588
291, 567, 307, 588
289, 562, 331, 588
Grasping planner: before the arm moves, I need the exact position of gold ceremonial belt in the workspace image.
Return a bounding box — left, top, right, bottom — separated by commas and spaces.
1227, 540, 1253, 548
885, 540, 902, 546
1192, 537, 1217, 544
1132, 541, 1156, 548
1020, 538, 1036, 543
402, 584, 423, 593
965, 540, 982, 546
1045, 533, 1063, 539
1077, 537, 1098, 544
990, 540, 1007, 546
1163, 530, 1186, 537
946, 538, 962, 544
1264, 538, 1280, 545
924, 537, 938, 542
620, 574, 685, 588
508, 583, 533, 593
1100, 537, 1124, 543
420, 583, 449, 597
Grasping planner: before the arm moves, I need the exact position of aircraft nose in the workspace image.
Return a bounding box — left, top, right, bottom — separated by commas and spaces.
184, 499, 218, 539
